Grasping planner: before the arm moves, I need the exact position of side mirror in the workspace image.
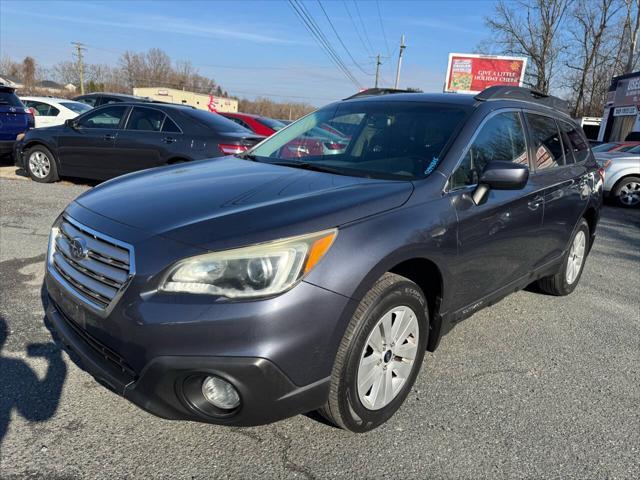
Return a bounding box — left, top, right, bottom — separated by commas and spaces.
472, 161, 529, 205
65, 119, 78, 129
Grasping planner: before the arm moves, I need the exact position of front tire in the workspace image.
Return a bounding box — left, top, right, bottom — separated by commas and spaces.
26, 145, 59, 183
537, 219, 589, 296
319, 273, 428, 432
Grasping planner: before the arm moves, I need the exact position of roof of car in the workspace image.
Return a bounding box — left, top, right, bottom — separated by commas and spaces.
76, 92, 143, 99
342, 91, 477, 106
220, 111, 264, 119
105, 101, 198, 111
20, 96, 83, 103
341, 86, 571, 117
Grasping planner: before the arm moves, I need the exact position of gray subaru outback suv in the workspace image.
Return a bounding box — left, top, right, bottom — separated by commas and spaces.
45, 87, 603, 432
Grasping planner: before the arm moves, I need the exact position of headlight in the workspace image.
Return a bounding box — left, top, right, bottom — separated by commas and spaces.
161, 229, 337, 298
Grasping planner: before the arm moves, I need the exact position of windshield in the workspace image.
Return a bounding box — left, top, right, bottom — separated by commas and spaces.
60, 101, 92, 113
617, 143, 640, 152
0, 90, 23, 106
188, 109, 253, 133
248, 101, 470, 180
591, 142, 619, 152
625, 145, 640, 154
259, 117, 286, 131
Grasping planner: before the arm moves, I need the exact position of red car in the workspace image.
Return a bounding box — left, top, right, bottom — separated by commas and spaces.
218, 112, 286, 136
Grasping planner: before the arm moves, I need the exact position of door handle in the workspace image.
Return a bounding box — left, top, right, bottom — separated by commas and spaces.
103, 134, 116, 141
528, 195, 543, 210
162, 136, 176, 144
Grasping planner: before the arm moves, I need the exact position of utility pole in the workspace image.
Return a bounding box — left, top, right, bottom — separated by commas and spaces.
374, 54, 382, 88
394, 35, 406, 89
72, 42, 86, 95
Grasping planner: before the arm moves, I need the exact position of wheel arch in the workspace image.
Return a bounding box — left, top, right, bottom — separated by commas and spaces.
582, 206, 598, 251
345, 250, 448, 353
388, 257, 444, 352
22, 140, 60, 170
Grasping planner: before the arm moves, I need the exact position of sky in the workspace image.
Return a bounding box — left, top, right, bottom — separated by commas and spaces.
0, 0, 492, 105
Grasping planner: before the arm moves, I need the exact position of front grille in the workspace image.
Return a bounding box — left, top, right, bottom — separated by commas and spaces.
50, 216, 134, 312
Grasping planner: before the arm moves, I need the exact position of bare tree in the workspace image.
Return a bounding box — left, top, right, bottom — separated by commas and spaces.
52, 60, 80, 85
119, 51, 146, 89
0, 56, 20, 77
622, 0, 640, 72
567, 0, 622, 116
22, 57, 36, 91
145, 48, 171, 86
485, 0, 572, 93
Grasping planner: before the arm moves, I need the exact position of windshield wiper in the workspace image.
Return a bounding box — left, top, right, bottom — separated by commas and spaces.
269, 160, 347, 176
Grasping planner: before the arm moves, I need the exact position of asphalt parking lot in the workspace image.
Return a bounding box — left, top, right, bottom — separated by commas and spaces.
0, 171, 639, 479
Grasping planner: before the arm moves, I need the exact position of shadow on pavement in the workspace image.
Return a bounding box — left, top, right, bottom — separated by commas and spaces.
0, 314, 67, 448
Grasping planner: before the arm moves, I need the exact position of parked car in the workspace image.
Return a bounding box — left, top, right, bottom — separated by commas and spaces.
218, 112, 286, 136
20, 96, 92, 128
591, 141, 640, 153
0, 84, 34, 158
73, 92, 156, 107
43, 87, 602, 433
15, 102, 264, 182
595, 151, 640, 207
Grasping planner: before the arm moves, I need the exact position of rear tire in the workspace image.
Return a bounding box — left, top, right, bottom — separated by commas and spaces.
537, 219, 589, 296
26, 145, 59, 183
612, 176, 640, 208
319, 273, 428, 432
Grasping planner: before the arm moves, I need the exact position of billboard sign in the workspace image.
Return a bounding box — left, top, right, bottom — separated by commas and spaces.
444, 53, 527, 94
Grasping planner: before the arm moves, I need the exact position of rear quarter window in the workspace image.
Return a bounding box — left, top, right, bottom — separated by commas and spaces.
0, 90, 23, 107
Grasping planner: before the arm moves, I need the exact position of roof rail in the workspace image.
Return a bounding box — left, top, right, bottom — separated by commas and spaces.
475, 86, 569, 113
344, 88, 422, 100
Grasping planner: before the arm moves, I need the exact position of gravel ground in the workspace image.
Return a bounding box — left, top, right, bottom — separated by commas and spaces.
0, 176, 638, 479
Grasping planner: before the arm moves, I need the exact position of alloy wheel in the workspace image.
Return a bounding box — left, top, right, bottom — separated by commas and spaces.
566, 230, 586, 285
619, 181, 640, 206
28, 151, 51, 179
357, 305, 419, 411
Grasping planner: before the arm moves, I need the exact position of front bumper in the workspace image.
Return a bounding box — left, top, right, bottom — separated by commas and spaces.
47, 299, 331, 426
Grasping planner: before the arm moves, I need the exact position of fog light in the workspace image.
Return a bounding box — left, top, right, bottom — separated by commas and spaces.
201, 376, 240, 410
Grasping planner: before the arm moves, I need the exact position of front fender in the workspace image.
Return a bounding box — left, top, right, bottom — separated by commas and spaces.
606, 167, 640, 192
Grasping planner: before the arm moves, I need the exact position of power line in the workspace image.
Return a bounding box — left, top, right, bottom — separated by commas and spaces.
287, 0, 361, 88
316, 0, 374, 76
295, 0, 361, 85
375, 0, 391, 57
343, 1, 373, 57
352, 0, 375, 56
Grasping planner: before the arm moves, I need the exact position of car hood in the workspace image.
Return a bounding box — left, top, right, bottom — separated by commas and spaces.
74, 157, 413, 250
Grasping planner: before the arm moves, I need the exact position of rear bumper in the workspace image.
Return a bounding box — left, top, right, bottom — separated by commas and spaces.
46, 298, 331, 426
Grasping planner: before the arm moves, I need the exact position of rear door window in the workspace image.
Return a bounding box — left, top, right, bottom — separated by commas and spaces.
560, 121, 591, 164
126, 107, 165, 131
525, 113, 564, 170
450, 111, 528, 189
28, 101, 59, 117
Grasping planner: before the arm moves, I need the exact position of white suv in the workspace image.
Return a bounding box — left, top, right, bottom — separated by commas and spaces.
19, 96, 92, 128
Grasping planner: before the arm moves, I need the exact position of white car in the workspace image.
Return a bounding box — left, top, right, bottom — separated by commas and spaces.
595, 148, 640, 207
19, 96, 92, 128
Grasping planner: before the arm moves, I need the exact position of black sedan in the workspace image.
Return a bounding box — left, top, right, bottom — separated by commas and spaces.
14, 103, 264, 183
